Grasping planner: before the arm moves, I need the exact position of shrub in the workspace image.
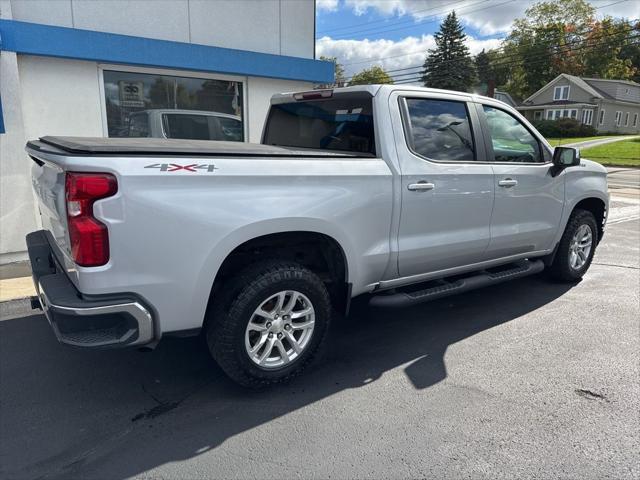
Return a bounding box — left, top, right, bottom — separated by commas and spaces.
533, 118, 597, 138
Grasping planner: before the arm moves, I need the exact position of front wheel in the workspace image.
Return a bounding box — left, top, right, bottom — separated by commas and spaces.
548, 209, 598, 282
206, 261, 331, 388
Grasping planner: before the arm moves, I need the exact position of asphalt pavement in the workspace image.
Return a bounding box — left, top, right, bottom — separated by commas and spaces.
1, 203, 639, 480
608, 167, 640, 190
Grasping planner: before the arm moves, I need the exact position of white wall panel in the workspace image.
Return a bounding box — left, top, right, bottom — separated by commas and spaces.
71, 0, 190, 42
8, 0, 315, 58
8, 0, 73, 26
0, 1, 38, 260
280, 0, 314, 58
18, 56, 103, 140
189, 0, 280, 54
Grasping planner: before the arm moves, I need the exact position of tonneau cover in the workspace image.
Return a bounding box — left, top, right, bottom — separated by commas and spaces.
30, 136, 367, 157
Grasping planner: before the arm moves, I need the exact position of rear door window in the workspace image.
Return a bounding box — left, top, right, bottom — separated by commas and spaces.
263, 93, 375, 155
217, 117, 244, 142
162, 114, 211, 140
128, 113, 150, 137
403, 98, 475, 161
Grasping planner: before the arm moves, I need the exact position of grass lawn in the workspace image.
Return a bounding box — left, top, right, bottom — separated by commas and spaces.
580, 138, 640, 167
545, 135, 617, 146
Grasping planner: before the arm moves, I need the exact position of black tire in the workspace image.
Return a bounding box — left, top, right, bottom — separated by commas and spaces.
205, 261, 331, 388
548, 209, 598, 282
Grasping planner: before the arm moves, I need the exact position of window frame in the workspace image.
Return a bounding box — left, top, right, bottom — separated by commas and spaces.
547, 108, 578, 120
97, 63, 248, 140
398, 96, 479, 163
624, 112, 629, 127
615, 111, 622, 126
553, 85, 570, 101
477, 102, 548, 165
582, 109, 593, 126
599, 109, 606, 125
633, 113, 638, 127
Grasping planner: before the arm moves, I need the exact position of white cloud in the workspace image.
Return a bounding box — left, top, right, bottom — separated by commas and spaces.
339, 0, 527, 35
324, 0, 640, 37
593, 0, 640, 19
316, 0, 340, 12
317, 34, 502, 82
317, 0, 639, 83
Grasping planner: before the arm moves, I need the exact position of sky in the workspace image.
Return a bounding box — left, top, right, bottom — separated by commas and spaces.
315, 0, 640, 84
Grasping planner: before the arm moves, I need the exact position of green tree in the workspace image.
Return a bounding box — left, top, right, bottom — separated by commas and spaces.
475, 49, 492, 86
422, 11, 476, 92
619, 32, 640, 83
496, 0, 639, 99
503, 0, 595, 98
583, 18, 638, 80
349, 65, 394, 86
319, 55, 346, 87
499, 0, 639, 99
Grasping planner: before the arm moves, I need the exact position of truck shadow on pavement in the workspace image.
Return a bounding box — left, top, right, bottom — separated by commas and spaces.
0, 274, 574, 479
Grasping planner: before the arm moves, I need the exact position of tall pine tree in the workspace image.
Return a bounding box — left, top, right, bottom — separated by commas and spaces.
422, 11, 476, 92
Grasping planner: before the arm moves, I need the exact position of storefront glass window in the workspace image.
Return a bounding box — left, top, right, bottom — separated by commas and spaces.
103, 70, 244, 141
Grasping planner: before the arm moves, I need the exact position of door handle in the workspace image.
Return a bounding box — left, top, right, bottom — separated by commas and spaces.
498, 178, 518, 188
407, 181, 435, 191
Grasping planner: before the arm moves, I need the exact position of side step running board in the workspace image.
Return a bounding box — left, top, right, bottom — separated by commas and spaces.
370, 259, 545, 308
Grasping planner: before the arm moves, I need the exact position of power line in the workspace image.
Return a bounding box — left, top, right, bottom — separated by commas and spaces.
390, 37, 640, 85
326, 0, 629, 41
321, 0, 496, 40
316, 0, 473, 35
338, 0, 635, 66
340, 21, 639, 82
329, 0, 512, 41
350, 32, 640, 86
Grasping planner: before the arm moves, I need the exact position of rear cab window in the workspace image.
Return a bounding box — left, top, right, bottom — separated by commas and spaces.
263, 92, 376, 155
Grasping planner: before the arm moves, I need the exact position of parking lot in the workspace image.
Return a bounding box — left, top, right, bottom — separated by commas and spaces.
1, 199, 639, 480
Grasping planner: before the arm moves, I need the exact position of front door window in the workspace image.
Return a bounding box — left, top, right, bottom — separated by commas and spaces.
482, 106, 542, 163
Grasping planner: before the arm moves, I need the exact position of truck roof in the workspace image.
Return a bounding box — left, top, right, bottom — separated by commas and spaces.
273, 84, 497, 105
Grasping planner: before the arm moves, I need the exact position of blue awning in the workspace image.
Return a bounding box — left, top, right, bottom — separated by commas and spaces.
0, 19, 333, 84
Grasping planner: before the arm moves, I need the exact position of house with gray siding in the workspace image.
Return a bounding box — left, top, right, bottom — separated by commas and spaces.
517, 74, 640, 134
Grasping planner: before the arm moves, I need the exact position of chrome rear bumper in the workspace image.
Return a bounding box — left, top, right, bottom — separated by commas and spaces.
27, 230, 155, 348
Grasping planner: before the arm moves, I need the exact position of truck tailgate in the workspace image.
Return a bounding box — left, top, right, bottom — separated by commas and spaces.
29, 153, 69, 257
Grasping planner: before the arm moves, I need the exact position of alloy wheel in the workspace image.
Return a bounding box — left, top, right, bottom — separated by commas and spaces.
244, 290, 315, 369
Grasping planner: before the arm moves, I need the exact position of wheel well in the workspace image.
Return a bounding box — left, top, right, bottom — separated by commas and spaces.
574, 197, 606, 242
211, 231, 349, 312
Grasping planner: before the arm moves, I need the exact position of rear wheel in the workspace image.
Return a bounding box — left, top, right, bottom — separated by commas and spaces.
206, 261, 331, 388
548, 209, 598, 282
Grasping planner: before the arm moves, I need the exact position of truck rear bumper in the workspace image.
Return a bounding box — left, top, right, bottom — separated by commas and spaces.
26, 230, 155, 348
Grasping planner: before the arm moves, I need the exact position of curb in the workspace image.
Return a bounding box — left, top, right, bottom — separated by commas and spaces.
0, 277, 36, 303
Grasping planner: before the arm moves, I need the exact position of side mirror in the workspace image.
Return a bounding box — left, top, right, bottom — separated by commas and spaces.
553, 146, 581, 168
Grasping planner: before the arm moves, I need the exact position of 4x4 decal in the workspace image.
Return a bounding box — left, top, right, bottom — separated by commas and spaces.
144, 163, 218, 172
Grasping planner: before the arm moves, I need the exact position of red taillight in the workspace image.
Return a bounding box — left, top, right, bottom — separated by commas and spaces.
65, 172, 118, 267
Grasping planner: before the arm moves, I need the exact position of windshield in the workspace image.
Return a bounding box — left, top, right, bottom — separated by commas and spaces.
263, 93, 376, 155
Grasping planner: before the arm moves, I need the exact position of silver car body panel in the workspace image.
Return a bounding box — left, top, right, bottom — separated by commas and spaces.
27, 85, 609, 336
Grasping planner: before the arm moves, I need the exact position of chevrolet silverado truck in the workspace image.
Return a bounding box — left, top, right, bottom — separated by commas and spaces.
26, 85, 608, 387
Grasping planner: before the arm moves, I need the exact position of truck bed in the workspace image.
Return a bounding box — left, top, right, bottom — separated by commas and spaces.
28, 136, 369, 158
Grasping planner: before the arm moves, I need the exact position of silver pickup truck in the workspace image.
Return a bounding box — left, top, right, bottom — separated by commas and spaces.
26, 85, 608, 387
